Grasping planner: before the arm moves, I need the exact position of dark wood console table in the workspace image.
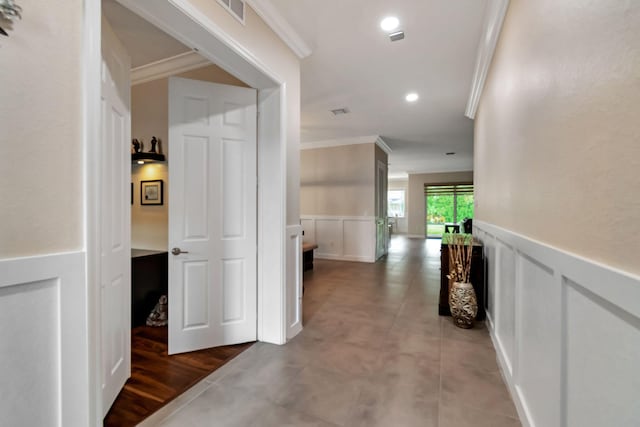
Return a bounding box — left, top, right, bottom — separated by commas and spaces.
439, 237, 486, 320
131, 249, 168, 327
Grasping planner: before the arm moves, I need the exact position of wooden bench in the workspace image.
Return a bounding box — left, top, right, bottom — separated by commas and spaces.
302, 242, 318, 271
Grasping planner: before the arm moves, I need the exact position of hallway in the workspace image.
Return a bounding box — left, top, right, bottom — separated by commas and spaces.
158, 236, 521, 427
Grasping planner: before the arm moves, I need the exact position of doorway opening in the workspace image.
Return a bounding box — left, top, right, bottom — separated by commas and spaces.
98, 0, 289, 422
425, 183, 474, 238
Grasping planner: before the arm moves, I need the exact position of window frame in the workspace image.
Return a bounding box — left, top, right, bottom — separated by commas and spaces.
387, 189, 406, 218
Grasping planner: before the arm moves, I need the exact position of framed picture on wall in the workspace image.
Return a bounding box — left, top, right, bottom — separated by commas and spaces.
141, 180, 164, 205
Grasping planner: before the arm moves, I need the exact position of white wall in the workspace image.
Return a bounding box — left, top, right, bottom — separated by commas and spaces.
0, 0, 83, 258
0, 1, 91, 425
300, 142, 382, 262
475, 0, 640, 275
474, 1, 640, 425
301, 216, 376, 263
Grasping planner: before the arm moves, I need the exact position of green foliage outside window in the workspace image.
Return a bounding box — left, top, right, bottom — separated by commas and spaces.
426, 193, 474, 237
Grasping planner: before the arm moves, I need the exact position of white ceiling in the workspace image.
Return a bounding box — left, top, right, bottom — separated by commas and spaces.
270, 0, 487, 178
102, 0, 192, 68
103, 0, 488, 178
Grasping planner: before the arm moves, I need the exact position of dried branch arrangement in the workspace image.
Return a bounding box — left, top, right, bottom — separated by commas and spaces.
446, 234, 474, 284
0, 0, 21, 37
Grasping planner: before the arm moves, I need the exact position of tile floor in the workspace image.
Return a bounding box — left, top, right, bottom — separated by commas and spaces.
159, 236, 521, 427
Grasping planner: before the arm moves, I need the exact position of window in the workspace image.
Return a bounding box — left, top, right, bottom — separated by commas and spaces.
424, 184, 474, 238
388, 190, 406, 217
217, 0, 245, 24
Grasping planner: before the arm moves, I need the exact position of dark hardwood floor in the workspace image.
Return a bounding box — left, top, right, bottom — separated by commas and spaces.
104, 326, 254, 426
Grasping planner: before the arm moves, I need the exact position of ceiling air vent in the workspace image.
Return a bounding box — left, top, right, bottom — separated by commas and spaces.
330, 108, 350, 116
217, 0, 245, 24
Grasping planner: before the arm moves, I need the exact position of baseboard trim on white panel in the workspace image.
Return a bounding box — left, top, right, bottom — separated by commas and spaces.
0, 251, 88, 427
301, 215, 376, 263
475, 220, 640, 427
286, 225, 303, 339
312, 253, 375, 263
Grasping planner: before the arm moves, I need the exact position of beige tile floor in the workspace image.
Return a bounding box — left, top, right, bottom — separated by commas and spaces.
159, 236, 521, 427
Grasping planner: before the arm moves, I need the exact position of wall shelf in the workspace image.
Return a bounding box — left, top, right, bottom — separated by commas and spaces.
132, 152, 165, 163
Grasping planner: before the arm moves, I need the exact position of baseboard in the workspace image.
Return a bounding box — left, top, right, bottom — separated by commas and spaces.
314, 253, 375, 263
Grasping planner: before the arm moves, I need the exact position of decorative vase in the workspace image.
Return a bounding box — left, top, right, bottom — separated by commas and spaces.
449, 281, 478, 329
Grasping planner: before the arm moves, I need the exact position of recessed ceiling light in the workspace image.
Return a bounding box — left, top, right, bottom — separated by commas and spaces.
380, 16, 399, 32
405, 93, 419, 102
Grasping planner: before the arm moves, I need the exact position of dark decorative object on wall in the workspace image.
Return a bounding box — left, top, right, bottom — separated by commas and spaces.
0, 1, 21, 37
132, 136, 165, 163
140, 180, 163, 205
132, 138, 142, 153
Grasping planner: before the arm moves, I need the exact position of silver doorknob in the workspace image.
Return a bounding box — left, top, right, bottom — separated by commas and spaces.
171, 247, 189, 256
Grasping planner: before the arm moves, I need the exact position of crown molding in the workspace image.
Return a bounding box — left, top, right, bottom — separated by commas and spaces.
374, 136, 392, 155
465, 0, 510, 119
131, 51, 210, 86
301, 135, 392, 154
245, 0, 312, 59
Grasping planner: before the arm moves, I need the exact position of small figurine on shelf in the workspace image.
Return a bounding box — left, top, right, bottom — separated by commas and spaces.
150, 136, 158, 153
132, 138, 141, 153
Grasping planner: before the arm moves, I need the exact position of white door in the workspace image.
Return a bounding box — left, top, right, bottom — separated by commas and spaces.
100, 17, 131, 415
168, 77, 257, 355
375, 160, 388, 259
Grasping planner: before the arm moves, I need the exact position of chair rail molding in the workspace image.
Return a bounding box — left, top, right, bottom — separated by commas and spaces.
474, 220, 640, 427
465, 0, 510, 119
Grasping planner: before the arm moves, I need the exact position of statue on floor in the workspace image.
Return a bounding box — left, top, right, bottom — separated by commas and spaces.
146, 295, 168, 327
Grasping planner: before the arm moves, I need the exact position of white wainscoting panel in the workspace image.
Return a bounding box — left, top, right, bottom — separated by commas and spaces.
475, 221, 640, 427
0, 251, 88, 427
286, 225, 303, 339
301, 216, 376, 263
495, 239, 516, 375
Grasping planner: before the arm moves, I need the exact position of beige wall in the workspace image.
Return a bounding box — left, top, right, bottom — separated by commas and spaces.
301, 144, 376, 217
188, 0, 301, 225
475, 0, 640, 275
131, 64, 247, 250
407, 171, 474, 236
0, 0, 83, 258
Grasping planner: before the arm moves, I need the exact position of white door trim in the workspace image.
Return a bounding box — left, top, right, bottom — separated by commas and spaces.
85, 0, 289, 422
83, 0, 103, 424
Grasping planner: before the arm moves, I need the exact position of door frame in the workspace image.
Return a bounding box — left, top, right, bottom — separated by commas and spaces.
85, 0, 289, 422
